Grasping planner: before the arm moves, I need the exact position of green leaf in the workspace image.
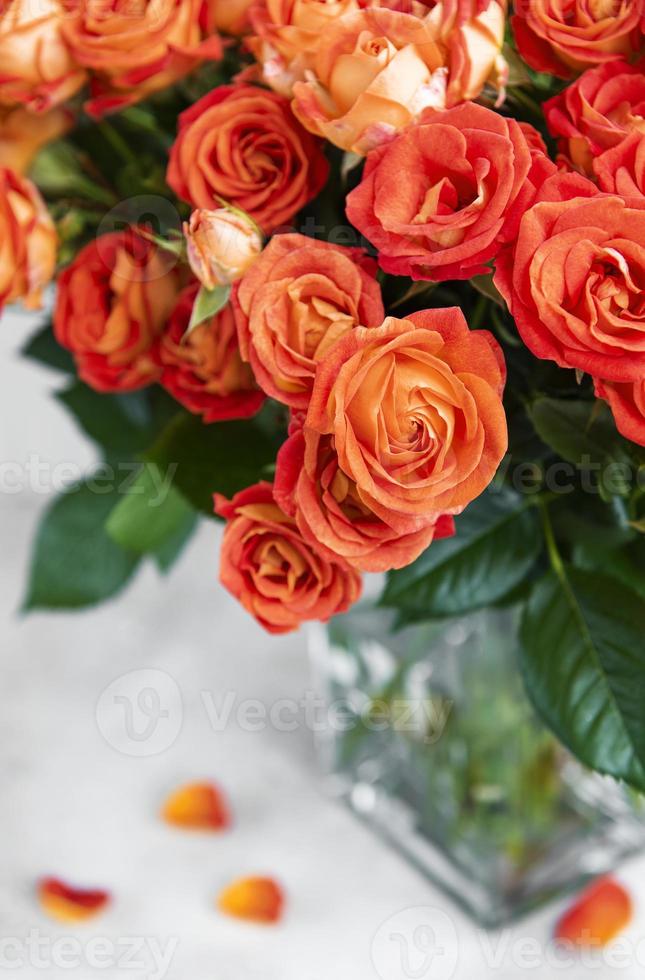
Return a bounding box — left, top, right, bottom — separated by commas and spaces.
530, 397, 626, 469
148, 412, 284, 515
381, 488, 543, 623
185, 285, 231, 339
57, 382, 179, 454
30, 142, 117, 207
503, 42, 532, 88
153, 511, 198, 573
471, 274, 505, 307
520, 568, 645, 792
23, 478, 140, 611
573, 538, 645, 601
105, 462, 195, 556
22, 322, 75, 373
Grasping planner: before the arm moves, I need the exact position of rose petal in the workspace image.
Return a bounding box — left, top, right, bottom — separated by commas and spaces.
162, 781, 231, 831
555, 878, 633, 947
218, 877, 284, 924
38, 878, 110, 924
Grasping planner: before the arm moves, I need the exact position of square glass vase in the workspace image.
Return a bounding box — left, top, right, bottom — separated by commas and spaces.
309, 603, 645, 929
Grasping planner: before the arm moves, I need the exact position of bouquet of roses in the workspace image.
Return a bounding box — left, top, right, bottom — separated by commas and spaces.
3, 0, 644, 790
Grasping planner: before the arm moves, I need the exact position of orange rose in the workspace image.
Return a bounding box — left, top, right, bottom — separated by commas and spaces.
595, 378, 645, 447
545, 61, 645, 177
167, 84, 329, 234
511, 0, 642, 79
54, 228, 180, 391
594, 131, 645, 200
0, 0, 86, 112
0, 169, 57, 313
0, 104, 72, 175
274, 417, 456, 572
305, 308, 508, 521
62, 0, 223, 116
212, 0, 255, 34
233, 233, 384, 409
494, 172, 645, 382
158, 282, 265, 422
290, 4, 508, 153
215, 482, 362, 634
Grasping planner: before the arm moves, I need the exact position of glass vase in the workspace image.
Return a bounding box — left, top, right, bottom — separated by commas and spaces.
309, 603, 645, 928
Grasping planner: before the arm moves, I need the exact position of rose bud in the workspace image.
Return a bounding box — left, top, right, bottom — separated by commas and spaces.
184, 208, 264, 290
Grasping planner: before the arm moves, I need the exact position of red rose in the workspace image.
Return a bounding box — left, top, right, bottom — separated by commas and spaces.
494, 172, 645, 382
594, 132, 645, 200
346, 102, 555, 282
233, 233, 384, 409
595, 378, 645, 447
511, 0, 642, 79
544, 61, 645, 177
54, 229, 180, 392
274, 417, 456, 573
158, 283, 265, 423
167, 84, 329, 234
215, 482, 362, 634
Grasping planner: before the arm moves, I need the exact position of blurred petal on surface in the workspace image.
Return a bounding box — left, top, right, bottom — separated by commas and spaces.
218, 876, 284, 923
38, 878, 110, 924
162, 781, 231, 831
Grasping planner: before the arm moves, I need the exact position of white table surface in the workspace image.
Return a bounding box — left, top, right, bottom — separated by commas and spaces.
2, 306, 645, 980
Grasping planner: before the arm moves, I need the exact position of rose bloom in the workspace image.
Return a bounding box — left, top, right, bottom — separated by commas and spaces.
594, 132, 645, 200
62, 0, 223, 116
544, 61, 645, 177
304, 308, 507, 521
167, 84, 329, 234
212, 0, 255, 33
54, 229, 180, 392
0, 105, 72, 175
594, 378, 645, 447
511, 0, 642, 78
289, 4, 508, 154
0, 0, 86, 112
0, 169, 57, 313
158, 282, 265, 422
346, 102, 556, 282
275, 417, 456, 572
215, 482, 362, 634
247, 0, 358, 97
185, 208, 263, 289
233, 233, 384, 409
494, 172, 645, 382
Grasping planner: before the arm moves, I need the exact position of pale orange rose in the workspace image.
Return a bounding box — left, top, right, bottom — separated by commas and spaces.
184, 208, 263, 289
247, 0, 359, 96
0, 105, 72, 175
62, 0, 223, 116
212, 0, 255, 34
290, 3, 507, 154
431, 0, 508, 106
0, 0, 86, 112
0, 169, 57, 313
